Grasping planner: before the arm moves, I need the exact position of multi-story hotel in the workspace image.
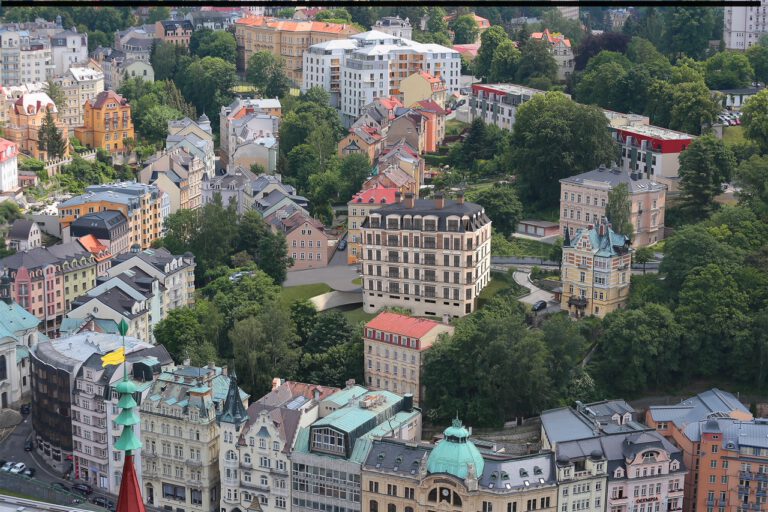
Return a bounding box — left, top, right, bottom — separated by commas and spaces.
234, 16, 360, 83
560, 217, 632, 319
5, 92, 69, 162
348, 186, 399, 265
468, 83, 553, 132
359, 192, 492, 318
53, 66, 105, 127
74, 90, 135, 154
0, 30, 54, 85
218, 378, 339, 512
290, 383, 421, 512
58, 182, 166, 250
71, 343, 173, 494
138, 146, 205, 213
361, 419, 557, 512
725, 4, 768, 49
363, 312, 454, 405
141, 364, 249, 512
303, 30, 461, 126
612, 124, 694, 193
560, 164, 667, 247
646, 388, 758, 512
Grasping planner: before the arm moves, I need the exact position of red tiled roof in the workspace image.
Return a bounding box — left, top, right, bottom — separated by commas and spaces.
349, 186, 399, 205
417, 71, 442, 84
0, 138, 18, 163
415, 99, 448, 115
366, 312, 445, 339
444, 13, 491, 29
531, 29, 571, 48
377, 96, 403, 111
452, 43, 481, 58
236, 15, 356, 34
90, 90, 128, 109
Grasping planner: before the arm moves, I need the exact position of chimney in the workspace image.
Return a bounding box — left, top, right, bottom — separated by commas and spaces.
403, 393, 414, 412
404, 192, 415, 209
456, 192, 465, 205
313, 388, 321, 402
395, 191, 402, 204
599, 223, 606, 237
272, 377, 282, 390
434, 191, 444, 209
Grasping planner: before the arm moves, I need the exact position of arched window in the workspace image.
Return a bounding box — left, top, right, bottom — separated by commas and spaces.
260, 475, 268, 486
428, 489, 437, 502
370, 500, 379, 512
226, 450, 236, 461
0, 355, 7, 381
405, 508, 413, 512
388, 505, 396, 512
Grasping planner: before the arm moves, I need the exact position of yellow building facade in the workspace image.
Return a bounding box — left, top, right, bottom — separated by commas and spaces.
74, 90, 134, 154
401, 71, 447, 108
560, 218, 632, 319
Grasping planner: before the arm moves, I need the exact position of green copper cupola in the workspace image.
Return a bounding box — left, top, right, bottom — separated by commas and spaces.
426, 418, 485, 480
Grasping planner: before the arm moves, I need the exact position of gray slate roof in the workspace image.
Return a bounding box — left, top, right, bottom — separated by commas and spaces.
560, 164, 666, 193
647, 388, 749, 434
8, 219, 35, 240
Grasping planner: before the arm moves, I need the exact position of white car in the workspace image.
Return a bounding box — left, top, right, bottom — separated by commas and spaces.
9, 462, 26, 474
0, 462, 14, 472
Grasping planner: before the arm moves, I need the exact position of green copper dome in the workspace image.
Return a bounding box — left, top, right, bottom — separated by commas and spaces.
426, 419, 485, 480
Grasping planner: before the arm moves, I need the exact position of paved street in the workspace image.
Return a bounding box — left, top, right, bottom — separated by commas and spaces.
512, 270, 555, 306
282, 238, 360, 291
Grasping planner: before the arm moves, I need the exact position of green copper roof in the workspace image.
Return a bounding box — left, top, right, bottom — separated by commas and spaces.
426, 419, 485, 480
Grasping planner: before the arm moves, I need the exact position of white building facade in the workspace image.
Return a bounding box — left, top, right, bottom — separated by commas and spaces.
0, 139, 19, 194
50, 29, 89, 76
53, 66, 105, 127
725, 4, 768, 50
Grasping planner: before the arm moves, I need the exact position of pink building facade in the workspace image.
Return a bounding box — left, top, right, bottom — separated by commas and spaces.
265, 209, 334, 271
7, 256, 65, 336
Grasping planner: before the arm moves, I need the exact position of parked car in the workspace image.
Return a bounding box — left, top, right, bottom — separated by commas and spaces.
72, 483, 93, 496
532, 300, 548, 312
51, 482, 69, 492
9, 462, 26, 474
337, 239, 347, 251
24, 440, 33, 451
0, 461, 14, 472
92, 496, 116, 511
19, 404, 29, 415
22, 467, 35, 477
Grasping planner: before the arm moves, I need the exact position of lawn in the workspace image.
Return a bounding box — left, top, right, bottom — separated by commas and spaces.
338, 306, 377, 325
445, 119, 468, 137
352, 277, 362, 285
493, 234, 555, 259
478, 270, 529, 308
723, 125, 745, 145
280, 283, 332, 306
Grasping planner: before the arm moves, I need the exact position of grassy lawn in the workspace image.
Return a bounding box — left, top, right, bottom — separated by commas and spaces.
493, 234, 555, 259
445, 119, 468, 137
280, 283, 332, 306
478, 270, 529, 308
338, 306, 376, 325
352, 277, 362, 285
723, 125, 745, 144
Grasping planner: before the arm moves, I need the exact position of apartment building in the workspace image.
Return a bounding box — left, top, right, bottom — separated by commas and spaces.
359, 192, 492, 318
265, 209, 334, 271
469, 83, 557, 131
74, 90, 135, 154
234, 16, 360, 83
530, 29, 574, 81
363, 312, 454, 405
186, 10, 243, 32
94, 47, 155, 91
155, 20, 193, 47
107, 247, 196, 312
58, 182, 166, 250
46, 241, 98, 311
7, 219, 41, 252
68, 211, 131, 256
5, 92, 69, 162
0, 276, 41, 410
290, 383, 422, 512
373, 16, 413, 39
724, 4, 768, 49
219, 97, 281, 168
612, 124, 694, 193
0, 30, 53, 86
114, 25, 156, 56
376, 138, 424, 188
348, 187, 399, 265
0, 138, 19, 194
401, 71, 447, 108
218, 378, 339, 512
71, 344, 173, 494
166, 114, 215, 179
560, 164, 667, 247
138, 147, 204, 213
141, 364, 249, 512
362, 419, 557, 512
0, 82, 46, 127
302, 30, 460, 126
50, 29, 88, 76
201, 167, 255, 215
53, 66, 105, 127
301, 39, 358, 108
29, 332, 154, 472
75, 234, 113, 277
560, 218, 632, 319
646, 388, 756, 512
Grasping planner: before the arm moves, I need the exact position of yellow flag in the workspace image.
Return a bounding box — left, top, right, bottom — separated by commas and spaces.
101, 347, 126, 367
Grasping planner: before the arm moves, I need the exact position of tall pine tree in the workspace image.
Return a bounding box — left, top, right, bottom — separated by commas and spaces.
38, 110, 66, 160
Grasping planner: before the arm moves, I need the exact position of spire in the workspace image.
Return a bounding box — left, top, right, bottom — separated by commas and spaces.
114, 318, 146, 512
218, 368, 248, 429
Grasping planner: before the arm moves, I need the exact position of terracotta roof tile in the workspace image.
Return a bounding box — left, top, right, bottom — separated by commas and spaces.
349, 186, 399, 205
365, 312, 446, 338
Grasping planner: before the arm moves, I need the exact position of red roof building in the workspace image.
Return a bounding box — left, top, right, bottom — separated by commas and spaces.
347, 186, 400, 265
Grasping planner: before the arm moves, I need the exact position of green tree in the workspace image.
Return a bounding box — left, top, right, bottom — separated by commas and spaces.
516, 39, 558, 87
625, 37, 672, 79
742, 89, 768, 153
747, 44, 768, 84
134, 104, 183, 145
540, 314, 587, 398
575, 58, 630, 111
44, 79, 66, 109
662, 7, 716, 60
511, 92, 615, 206
146, 6, 170, 23
574, 32, 631, 71
38, 110, 66, 160
649, 80, 721, 135
705, 51, 754, 89
339, 153, 371, 200
735, 155, 768, 219
489, 40, 522, 83
277, 8, 295, 18
315, 8, 352, 23
450, 14, 479, 45
151, 41, 186, 81
190, 29, 237, 63
678, 135, 735, 221
246, 51, 291, 98
427, 7, 449, 35
605, 183, 634, 238
178, 56, 236, 122
475, 26, 509, 80
472, 185, 523, 236
633, 246, 655, 275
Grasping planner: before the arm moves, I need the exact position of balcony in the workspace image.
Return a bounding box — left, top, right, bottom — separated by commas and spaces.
270, 467, 288, 476
568, 296, 588, 308
741, 471, 768, 482
185, 458, 203, 467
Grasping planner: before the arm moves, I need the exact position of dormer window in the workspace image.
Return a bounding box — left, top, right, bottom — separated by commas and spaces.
615, 468, 624, 478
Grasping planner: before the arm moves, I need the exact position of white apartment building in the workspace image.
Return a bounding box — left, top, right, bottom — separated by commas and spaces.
468, 83, 554, 131
53, 66, 105, 127
302, 30, 461, 126
219, 97, 281, 166
0, 138, 19, 194
360, 192, 492, 318
0, 30, 54, 86
50, 29, 89, 76
373, 16, 413, 39
218, 379, 339, 512
725, 3, 768, 50
301, 39, 358, 108
71, 344, 173, 494
141, 364, 249, 512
